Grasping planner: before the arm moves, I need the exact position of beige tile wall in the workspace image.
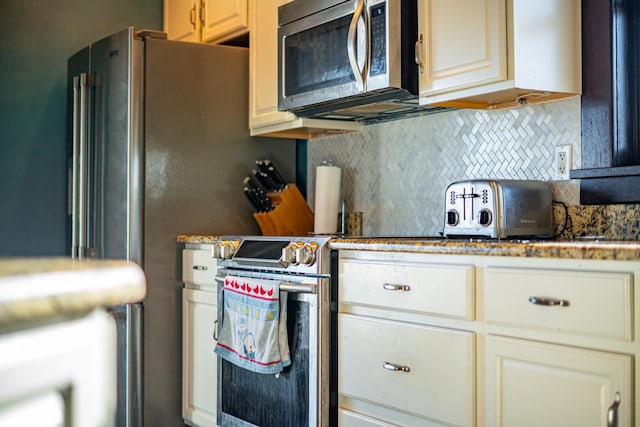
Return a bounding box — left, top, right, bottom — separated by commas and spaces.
307, 96, 581, 236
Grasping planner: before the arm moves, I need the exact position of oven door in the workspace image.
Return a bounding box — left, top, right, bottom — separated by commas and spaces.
216, 273, 329, 427
278, 0, 369, 112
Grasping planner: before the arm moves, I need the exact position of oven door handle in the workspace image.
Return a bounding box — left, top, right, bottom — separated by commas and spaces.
279, 282, 316, 294
214, 276, 316, 294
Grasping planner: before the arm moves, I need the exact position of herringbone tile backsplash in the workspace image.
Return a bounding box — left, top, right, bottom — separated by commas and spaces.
308, 96, 581, 237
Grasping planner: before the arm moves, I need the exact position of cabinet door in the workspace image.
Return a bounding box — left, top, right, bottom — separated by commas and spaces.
339, 314, 475, 426
182, 288, 218, 427
249, 0, 297, 130
417, 0, 506, 97
484, 335, 631, 427
164, 0, 201, 43
201, 0, 248, 43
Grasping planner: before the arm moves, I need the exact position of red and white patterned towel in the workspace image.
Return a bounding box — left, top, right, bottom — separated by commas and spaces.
214, 276, 290, 374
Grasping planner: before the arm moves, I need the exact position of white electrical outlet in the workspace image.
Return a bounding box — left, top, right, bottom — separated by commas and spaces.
554, 145, 572, 181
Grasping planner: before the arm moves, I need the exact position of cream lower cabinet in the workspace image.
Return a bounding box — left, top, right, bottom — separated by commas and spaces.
338, 253, 476, 426
248, 0, 362, 138
182, 247, 219, 427
182, 288, 218, 427
339, 315, 475, 426
338, 250, 639, 427
481, 265, 634, 427
484, 336, 631, 427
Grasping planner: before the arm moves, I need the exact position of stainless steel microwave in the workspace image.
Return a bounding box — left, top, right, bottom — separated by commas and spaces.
278, 0, 427, 122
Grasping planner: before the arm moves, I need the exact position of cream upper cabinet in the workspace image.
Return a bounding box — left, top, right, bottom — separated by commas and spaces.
418, 0, 506, 98
201, 0, 248, 43
417, 0, 581, 109
248, 0, 362, 139
165, 0, 200, 43
165, 0, 248, 44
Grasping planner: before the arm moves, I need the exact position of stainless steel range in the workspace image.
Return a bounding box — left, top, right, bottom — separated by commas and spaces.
212, 235, 332, 427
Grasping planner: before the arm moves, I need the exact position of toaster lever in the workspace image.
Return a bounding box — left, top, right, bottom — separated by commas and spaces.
456, 193, 479, 199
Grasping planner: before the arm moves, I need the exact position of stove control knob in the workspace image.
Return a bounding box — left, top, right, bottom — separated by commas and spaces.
280, 242, 303, 267
296, 242, 318, 266
217, 240, 239, 260
211, 243, 221, 259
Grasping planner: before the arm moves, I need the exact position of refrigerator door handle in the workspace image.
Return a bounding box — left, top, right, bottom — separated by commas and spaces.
78, 73, 89, 259
71, 76, 80, 258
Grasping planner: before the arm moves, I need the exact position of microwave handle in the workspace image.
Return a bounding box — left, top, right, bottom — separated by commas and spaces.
347, 0, 367, 91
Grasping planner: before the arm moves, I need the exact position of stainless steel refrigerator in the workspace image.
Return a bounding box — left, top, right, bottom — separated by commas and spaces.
67, 27, 296, 427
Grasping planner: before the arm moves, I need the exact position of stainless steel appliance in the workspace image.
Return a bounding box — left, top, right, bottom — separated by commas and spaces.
443, 179, 554, 239
278, 0, 447, 122
212, 236, 332, 427
67, 28, 296, 427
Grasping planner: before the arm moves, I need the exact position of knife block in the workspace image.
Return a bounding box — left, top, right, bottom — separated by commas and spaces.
253, 184, 314, 236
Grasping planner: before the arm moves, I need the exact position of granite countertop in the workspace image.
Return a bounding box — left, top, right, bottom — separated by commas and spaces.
328, 237, 640, 261
178, 234, 640, 261
177, 234, 221, 245
0, 258, 146, 329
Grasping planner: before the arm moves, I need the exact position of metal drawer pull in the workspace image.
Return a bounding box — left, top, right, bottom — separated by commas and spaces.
192, 265, 208, 271
528, 296, 570, 307
607, 392, 621, 427
382, 362, 411, 373
213, 320, 219, 341
383, 283, 411, 292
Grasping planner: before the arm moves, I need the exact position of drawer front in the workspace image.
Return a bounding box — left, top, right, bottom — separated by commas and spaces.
338, 409, 394, 427
339, 260, 474, 319
339, 314, 475, 426
484, 267, 633, 341
182, 249, 218, 286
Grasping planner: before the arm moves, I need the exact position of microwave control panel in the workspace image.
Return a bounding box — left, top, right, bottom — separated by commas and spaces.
370, 4, 386, 76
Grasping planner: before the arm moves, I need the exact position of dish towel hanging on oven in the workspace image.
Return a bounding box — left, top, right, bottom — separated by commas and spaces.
214, 275, 291, 374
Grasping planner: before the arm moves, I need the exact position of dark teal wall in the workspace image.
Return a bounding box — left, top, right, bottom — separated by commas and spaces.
0, 0, 162, 256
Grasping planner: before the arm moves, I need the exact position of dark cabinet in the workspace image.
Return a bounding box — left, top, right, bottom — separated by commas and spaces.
572, 0, 640, 204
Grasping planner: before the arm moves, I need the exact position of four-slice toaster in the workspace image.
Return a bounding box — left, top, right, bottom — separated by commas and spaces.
443, 179, 554, 239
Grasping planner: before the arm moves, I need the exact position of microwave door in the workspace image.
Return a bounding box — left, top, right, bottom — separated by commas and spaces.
278, 0, 364, 112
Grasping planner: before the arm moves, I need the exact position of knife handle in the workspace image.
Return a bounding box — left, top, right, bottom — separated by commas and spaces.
264, 159, 288, 189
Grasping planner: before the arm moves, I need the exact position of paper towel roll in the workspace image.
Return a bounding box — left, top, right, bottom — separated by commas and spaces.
314, 165, 342, 234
